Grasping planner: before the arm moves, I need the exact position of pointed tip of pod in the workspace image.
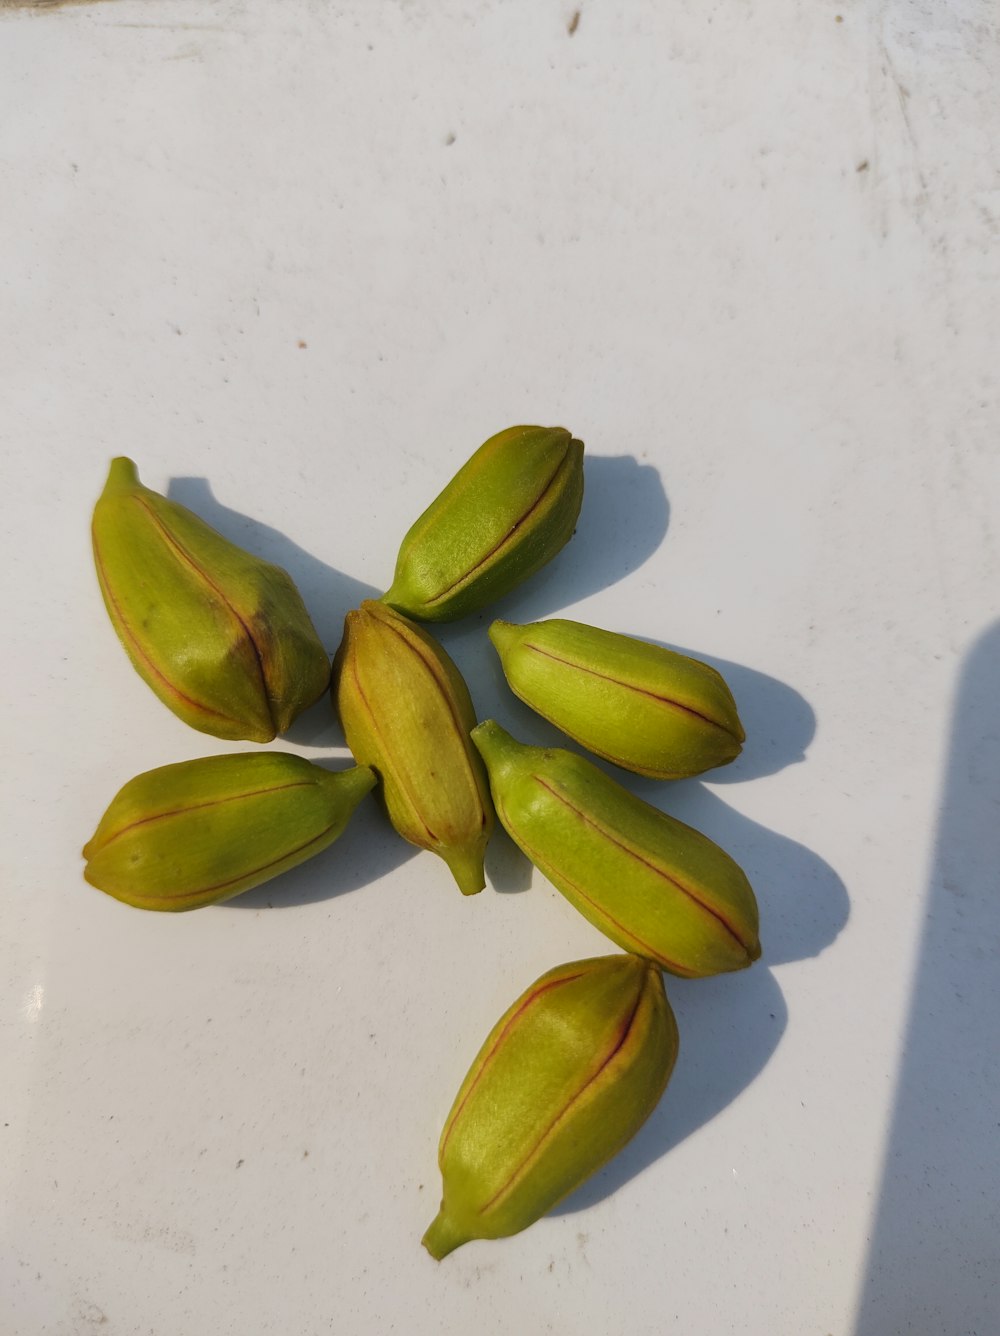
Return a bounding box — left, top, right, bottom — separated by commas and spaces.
470, 719, 523, 782
99, 456, 142, 496
442, 844, 487, 896
532, 425, 580, 452
470, 717, 514, 753
422, 1209, 473, 1260
486, 619, 518, 655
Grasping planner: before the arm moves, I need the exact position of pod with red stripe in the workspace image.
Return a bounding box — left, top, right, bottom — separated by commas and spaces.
83, 752, 374, 911
471, 721, 761, 978
423, 953, 678, 1258
489, 618, 744, 779
381, 426, 584, 623
332, 600, 493, 895
91, 458, 331, 743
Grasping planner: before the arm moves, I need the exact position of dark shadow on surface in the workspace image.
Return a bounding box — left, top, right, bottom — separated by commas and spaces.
852, 623, 1000, 1335
484, 824, 534, 895
555, 965, 787, 1214
622, 777, 849, 969
469, 454, 669, 626
226, 782, 419, 909
279, 695, 343, 751
551, 743, 847, 1211
656, 642, 815, 784
569, 454, 669, 601
548, 772, 847, 1211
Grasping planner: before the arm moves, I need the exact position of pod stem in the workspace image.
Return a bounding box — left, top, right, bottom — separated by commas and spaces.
486, 619, 518, 655
316, 762, 377, 806
100, 456, 142, 497
470, 719, 524, 787
443, 845, 486, 896
422, 1210, 470, 1261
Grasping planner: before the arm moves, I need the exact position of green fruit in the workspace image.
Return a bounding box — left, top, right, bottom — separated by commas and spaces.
490, 617, 744, 778
382, 425, 584, 622
92, 458, 330, 742
332, 600, 493, 894
83, 752, 375, 911
423, 954, 678, 1258
472, 721, 761, 977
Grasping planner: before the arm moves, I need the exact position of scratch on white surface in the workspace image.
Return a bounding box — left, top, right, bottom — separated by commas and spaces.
101, 21, 235, 31
165, 41, 204, 61
861, 0, 1000, 318
0, 0, 117, 8
112, 1220, 198, 1256
0, 0, 235, 34
879, 30, 930, 203
866, 21, 929, 236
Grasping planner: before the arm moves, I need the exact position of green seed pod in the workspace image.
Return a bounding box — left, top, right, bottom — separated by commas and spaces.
423, 954, 678, 1258
331, 600, 493, 895
91, 458, 331, 742
471, 721, 761, 977
489, 618, 744, 779
381, 425, 584, 622
83, 752, 375, 911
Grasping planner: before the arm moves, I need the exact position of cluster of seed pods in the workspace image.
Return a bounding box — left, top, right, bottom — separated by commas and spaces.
84, 425, 761, 1257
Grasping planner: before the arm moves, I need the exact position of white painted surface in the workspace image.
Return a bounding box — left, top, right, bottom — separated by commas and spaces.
2, 2, 998, 1333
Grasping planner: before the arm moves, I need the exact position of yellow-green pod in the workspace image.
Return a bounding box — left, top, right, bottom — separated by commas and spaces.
381, 426, 584, 622
83, 752, 375, 911
471, 721, 761, 977
91, 458, 331, 742
490, 618, 744, 779
332, 600, 493, 894
423, 954, 678, 1258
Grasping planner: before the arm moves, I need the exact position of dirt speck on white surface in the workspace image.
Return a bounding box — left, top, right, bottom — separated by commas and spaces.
74, 1298, 109, 1326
